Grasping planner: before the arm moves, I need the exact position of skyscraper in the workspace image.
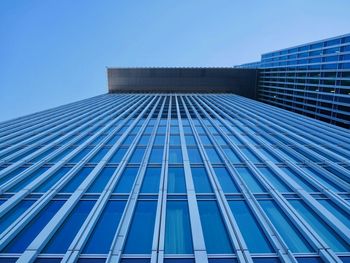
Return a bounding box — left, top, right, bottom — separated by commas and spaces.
0, 66, 349, 263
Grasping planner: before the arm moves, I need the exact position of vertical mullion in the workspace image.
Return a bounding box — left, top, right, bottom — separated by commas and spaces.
175, 95, 208, 263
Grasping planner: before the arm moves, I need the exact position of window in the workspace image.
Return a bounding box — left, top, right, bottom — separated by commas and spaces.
89, 148, 109, 163
281, 168, 317, 192
0, 200, 35, 234
198, 201, 234, 254
241, 148, 261, 163
109, 148, 128, 163
236, 168, 266, 193
3, 200, 65, 253
187, 148, 203, 163
191, 167, 213, 193
185, 135, 196, 145
228, 201, 274, 253
169, 148, 183, 164
87, 167, 115, 193
0, 167, 26, 186
258, 168, 291, 192
317, 199, 350, 228
8, 167, 50, 192
165, 201, 193, 254
170, 135, 181, 146
122, 135, 136, 146
140, 167, 161, 193
149, 148, 163, 163
199, 135, 211, 145
213, 167, 239, 193
129, 148, 145, 163
205, 148, 222, 163
60, 167, 93, 193
168, 167, 186, 193
223, 148, 240, 163
154, 135, 165, 145
123, 201, 157, 254
139, 135, 150, 145
113, 167, 139, 193
289, 199, 350, 252
69, 148, 92, 163
82, 201, 126, 254
43, 200, 95, 253
259, 200, 313, 253
34, 167, 71, 192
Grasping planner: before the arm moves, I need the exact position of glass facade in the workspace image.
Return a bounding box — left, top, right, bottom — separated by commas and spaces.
0, 93, 349, 263
237, 33, 350, 128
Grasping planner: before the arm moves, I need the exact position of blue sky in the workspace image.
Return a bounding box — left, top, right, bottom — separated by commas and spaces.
1, 0, 350, 122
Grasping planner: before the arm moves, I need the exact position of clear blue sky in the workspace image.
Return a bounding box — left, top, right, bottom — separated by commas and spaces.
1, 0, 350, 122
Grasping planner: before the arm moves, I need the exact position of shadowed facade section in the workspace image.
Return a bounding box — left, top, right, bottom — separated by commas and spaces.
107, 67, 258, 98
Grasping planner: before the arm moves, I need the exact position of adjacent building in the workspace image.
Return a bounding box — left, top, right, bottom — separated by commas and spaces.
237, 33, 350, 128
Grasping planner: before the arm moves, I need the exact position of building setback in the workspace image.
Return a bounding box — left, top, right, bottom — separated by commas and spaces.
237, 33, 350, 129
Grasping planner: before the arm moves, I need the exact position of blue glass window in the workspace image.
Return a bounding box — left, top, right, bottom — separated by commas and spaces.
43, 200, 95, 253
185, 135, 196, 145
281, 168, 317, 192
188, 148, 203, 163
289, 199, 350, 252
89, 148, 109, 163
164, 259, 194, 263
259, 200, 313, 253
3, 200, 65, 253
168, 167, 186, 193
8, 167, 50, 192
0, 200, 35, 234
139, 135, 150, 145
303, 167, 343, 192
258, 168, 291, 192
169, 148, 183, 164
213, 167, 239, 193
200, 135, 212, 145
223, 148, 240, 163
70, 148, 92, 163
165, 201, 193, 254
241, 148, 261, 163
154, 135, 165, 145
49, 148, 75, 163
149, 148, 163, 163
228, 201, 274, 253
205, 148, 222, 163
82, 201, 126, 254
157, 126, 166, 134
0, 167, 27, 187
34, 167, 71, 192
141, 167, 161, 193
113, 167, 139, 193
318, 199, 350, 228
107, 134, 120, 145
170, 135, 181, 146
129, 148, 145, 163
213, 135, 226, 146
109, 148, 128, 163
191, 167, 213, 193
87, 167, 115, 193
122, 135, 136, 146
60, 167, 93, 193
198, 201, 234, 254
236, 168, 266, 193
123, 201, 157, 254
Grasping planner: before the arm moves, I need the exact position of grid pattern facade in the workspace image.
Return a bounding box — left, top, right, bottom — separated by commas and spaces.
237, 34, 350, 128
0, 94, 349, 263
